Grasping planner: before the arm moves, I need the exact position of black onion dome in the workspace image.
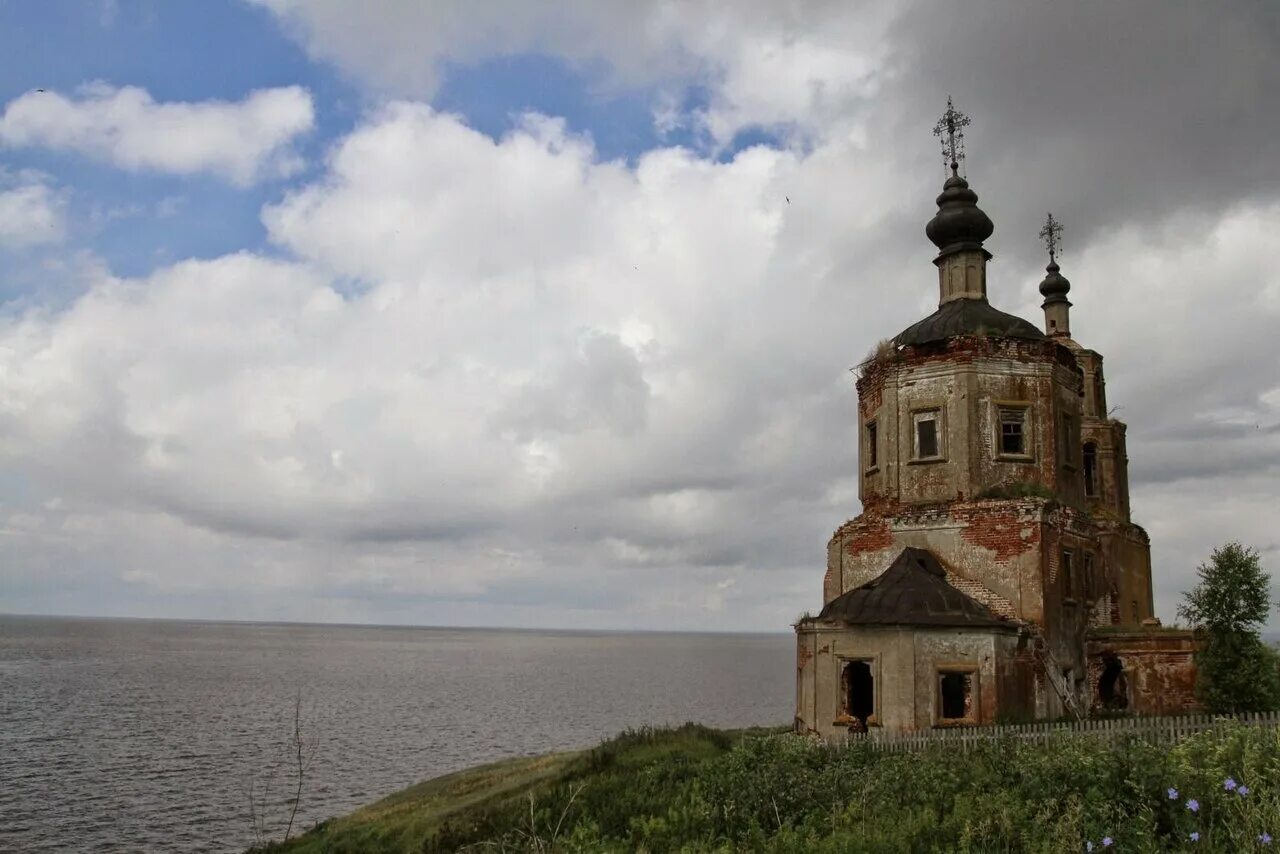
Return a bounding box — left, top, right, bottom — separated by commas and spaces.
893, 298, 1046, 347
1038, 261, 1071, 304
925, 170, 994, 255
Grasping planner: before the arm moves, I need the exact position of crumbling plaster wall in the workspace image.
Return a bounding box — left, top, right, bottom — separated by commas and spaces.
794, 622, 1022, 736
824, 499, 1101, 686
857, 337, 1085, 509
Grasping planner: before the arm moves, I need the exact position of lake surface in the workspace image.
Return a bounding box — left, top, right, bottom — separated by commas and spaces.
0, 615, 794, 852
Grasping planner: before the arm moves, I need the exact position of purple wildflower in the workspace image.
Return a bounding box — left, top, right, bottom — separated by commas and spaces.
1239, 785, 1250, 797
1225, 777, 1237, 791
1187, 798, 1200, 812
1258, 833, 1272, 845
1168, 787, 1179, 799
1102, 837, 1113, 847
1190, 831, 1200, 842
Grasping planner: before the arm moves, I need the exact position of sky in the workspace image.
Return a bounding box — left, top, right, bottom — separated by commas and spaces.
0, 0, 1278, 632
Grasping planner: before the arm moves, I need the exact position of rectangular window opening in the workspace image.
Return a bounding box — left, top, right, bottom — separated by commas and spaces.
999, 406, 1027, 456
866, 421, 878, 469
841, 660, 875, 728
1062, 549, 1074, 599
938, 671, 972, 721
914, 411, 940, 460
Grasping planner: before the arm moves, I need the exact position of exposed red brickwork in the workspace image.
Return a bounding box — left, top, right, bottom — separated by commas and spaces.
959, 507, 1040, 562
1086, 631, 1201, 716
857, 372, 884, 417
894, 334, 1082, 374
944, 573, 1019, 620
840, 515, 895, 554
797, 641, 813, 671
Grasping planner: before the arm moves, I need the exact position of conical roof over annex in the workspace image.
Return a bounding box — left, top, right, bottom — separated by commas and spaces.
814, 547, 1016, 629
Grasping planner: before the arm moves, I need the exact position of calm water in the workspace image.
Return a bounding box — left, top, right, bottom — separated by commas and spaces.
0, 615, 793, 852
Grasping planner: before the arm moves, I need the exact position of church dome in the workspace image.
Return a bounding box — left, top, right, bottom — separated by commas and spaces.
1038, 261, 1071, 304
893, 297, 1046, 347
925, 171, 994, 255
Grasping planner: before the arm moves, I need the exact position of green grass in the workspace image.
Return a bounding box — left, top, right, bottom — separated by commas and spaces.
261, 722, 1280, 853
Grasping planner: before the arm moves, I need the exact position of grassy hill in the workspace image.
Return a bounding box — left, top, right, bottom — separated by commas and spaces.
262, 722, 1280, 853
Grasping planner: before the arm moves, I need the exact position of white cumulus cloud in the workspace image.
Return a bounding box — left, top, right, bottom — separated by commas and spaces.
0, 171, 65, 248
0, 84, 315, 185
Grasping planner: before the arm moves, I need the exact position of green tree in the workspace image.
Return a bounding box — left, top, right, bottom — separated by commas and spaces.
1177, 542, 1280, 712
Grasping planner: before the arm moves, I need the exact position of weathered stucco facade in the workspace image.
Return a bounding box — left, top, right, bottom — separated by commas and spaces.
795, 131, 1197, 737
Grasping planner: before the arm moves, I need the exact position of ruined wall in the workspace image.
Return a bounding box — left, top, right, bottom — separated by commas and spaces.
1083, 419, 1132, 521
1086, 630, 1200, 716
856, 336, 1084, 510
824, 498, 1103, 697
794, 621, 1023, 736
794, 623, 917, 736
994, 632, 1039, 721
1097, 523, 1155, 625
910, 629, 1003, 729
828, 500, 1081, 624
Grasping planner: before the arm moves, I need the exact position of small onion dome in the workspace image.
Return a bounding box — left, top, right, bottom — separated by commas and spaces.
925, 169, 994, 255
1038, 261, 1071, 305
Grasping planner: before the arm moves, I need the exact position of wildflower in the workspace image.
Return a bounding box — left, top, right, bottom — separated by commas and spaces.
1102, 837, 1113, 847
1168, 787, 1179, 799
1225, 777, 1238, 791
1187, 798, 1200, 812
1190, 831, 1200, 842
1258, 833, 1272, 845
1086, 843, 1094, 852
1239, 785, 1250, 797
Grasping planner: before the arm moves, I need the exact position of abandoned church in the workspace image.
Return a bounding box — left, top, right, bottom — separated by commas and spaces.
794, 102, 1198, 736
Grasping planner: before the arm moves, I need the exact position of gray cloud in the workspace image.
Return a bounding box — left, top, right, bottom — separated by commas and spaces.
2, 2, 1278, 630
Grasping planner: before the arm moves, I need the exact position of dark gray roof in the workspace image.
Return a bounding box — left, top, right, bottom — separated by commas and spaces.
893, 298, 1046, 347
815, 547, 1014, 629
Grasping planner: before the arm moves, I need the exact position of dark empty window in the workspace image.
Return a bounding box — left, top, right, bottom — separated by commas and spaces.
939, 671, 971, 721
999, 407, 1027, 455
1061, 549, 1074, 598
1083, 553, 1094, 600
866, 421, 877, 469
1083, 442, 1098, 496
915, 411, 940, 459
843, 660, 874, 725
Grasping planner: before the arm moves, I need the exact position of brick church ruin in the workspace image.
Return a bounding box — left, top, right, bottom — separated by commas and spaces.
794, 101, 1198, 736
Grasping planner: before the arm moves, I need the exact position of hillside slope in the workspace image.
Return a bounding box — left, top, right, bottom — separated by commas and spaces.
263, 722, 1280, 853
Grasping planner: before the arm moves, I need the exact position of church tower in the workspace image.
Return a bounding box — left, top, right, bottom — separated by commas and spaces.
794, 101, 1190, 737
1035, 214, 1154, 628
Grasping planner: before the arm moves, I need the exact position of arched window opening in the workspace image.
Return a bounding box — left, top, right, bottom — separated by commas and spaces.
1083, 442, 1098, 496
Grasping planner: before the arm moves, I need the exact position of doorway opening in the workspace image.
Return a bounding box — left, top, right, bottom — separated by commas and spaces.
1098, 656, 1129, 711
938, 671, 973, 722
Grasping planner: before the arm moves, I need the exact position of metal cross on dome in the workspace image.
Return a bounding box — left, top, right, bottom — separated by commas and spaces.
1039, 212, 1064, 263
932, 96, 970, 173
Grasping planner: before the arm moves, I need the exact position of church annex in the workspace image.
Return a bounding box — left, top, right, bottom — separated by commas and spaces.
794, 101, 1198, 736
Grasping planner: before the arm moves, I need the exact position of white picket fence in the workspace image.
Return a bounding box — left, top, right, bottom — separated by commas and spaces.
844, 711, 1280, 753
